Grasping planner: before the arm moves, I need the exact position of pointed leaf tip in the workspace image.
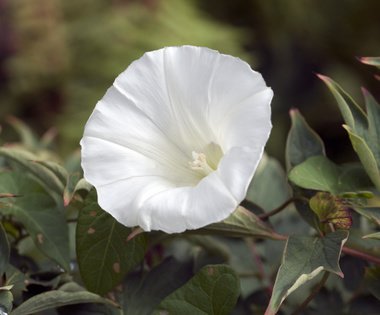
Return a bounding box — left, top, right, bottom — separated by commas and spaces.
127, 227, 144, 241
289, 108, 299, 115
361, 87, 370, 97
359, 56, 380, 67
285, 109, 325, 170
315, 73, 329, 81
265, 231, 348, 314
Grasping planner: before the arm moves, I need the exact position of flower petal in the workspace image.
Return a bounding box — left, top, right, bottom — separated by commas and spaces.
208, 51, 269, 110
217, 147, 263, 202
81, 86, 199, 186
218, 88, 273, 151
114, 46, 220, 152
96, 177, 174, 228
81, 45, 273, 233
139, 172, 237, 233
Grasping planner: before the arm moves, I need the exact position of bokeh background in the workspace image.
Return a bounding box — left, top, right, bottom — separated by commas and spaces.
1, 0, 379, 162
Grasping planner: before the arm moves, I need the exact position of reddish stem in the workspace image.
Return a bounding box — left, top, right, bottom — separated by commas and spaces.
342, 246, 380, 265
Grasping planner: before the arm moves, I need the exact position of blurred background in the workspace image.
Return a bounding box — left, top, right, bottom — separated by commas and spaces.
1, 0, 379, 162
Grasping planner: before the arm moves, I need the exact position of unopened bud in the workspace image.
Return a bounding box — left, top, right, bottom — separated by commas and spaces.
309, 192, 352, 231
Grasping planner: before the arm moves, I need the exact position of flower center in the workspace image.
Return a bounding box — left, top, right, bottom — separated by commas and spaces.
189, 151, 214, 175
188, 142, 223, 177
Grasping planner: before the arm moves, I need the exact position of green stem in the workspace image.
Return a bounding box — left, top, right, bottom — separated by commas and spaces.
290, 271, 330, 315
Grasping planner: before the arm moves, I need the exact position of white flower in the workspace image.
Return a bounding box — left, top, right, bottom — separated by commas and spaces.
80, 46, 272, 233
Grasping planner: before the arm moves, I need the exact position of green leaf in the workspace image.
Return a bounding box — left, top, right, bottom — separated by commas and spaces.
0, 147, 65, 197
201, 206, 281, 240
0, 172, 70, 270
63, 176, 92, 206
363, 89, 380, 163
359, 57, 380, 68
0, 223, 10, 275
123, 257, 194, 315
285, 109, 327, 232
34, 160, 68, 187
354, 207, 380, 226
337, 163, 373, 192
285, 108, 325, 170
4, 265, 26, 297
7, 116, 39, 150
73, 178, 92, 196
265, 230, 348, 315
288, 156, 341, 194
288, 155, 371, 194
343, 125, 380, 191
0, 289, 13, 313
76, 201, 147, 295
362, 232, 380, 240
318, 75, 380, 191
246, 154, 291, 211
3, 195, 70, 271
157, 264, 240, 315
63, 172, 81, 206
40, 127, 58, 149
318, 74, 367, 135
10, 283, 110, 315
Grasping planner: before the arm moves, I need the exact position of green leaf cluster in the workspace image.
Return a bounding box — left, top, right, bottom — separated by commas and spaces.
318, 75, 380, 191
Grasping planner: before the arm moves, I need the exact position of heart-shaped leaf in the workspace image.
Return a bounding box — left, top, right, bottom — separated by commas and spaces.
265, 230, 348, 315
76, 201, 147, 295
285, 108, 325, 170
288, 155, 371, 194
157, 264, 240, 315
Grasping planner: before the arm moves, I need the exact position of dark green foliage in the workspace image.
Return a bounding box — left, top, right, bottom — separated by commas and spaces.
76, 196, 147, 295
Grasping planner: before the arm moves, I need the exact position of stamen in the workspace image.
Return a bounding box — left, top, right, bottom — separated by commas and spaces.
189, 151, 214, 175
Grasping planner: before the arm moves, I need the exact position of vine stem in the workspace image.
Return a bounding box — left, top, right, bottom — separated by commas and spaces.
342, 246, 380, 265
290, 271, 330, 315
258, 197, 308, 220
246, 238, 274, 293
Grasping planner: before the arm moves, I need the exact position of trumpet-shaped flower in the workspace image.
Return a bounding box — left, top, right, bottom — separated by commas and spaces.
80, 46, 272, 233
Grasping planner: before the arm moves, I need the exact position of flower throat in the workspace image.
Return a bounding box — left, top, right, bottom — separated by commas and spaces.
189, 142, 223, 176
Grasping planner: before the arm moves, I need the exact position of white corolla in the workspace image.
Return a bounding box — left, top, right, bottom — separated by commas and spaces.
80, 46, 272, 233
